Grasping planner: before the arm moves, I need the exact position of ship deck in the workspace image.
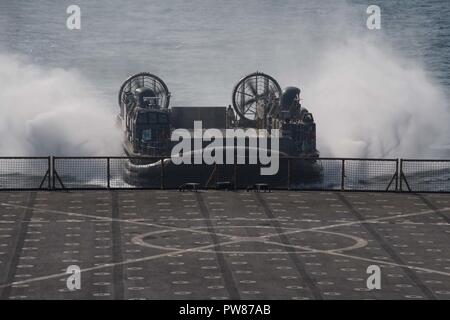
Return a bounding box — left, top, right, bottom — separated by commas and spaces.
0, 190, 449, 300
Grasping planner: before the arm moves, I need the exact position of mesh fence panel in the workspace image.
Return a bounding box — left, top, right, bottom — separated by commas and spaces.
0, 158, 49, 190
235, 157, 289, 190
344, 160, 398, 191
14, 157, 445, 192
53, 158, 108, 189
214, 163, 236, 188
50, 157, 401, 191
163, 162, 225, 189
401, 160, 450, 192
291, 158, 341, 190
110, 157, 162, 189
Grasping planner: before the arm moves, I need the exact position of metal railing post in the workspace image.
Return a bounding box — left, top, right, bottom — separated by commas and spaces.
52, 156, 55, 190
395, 159, 399, 191
341, 159, 345, 191
107, 157, 111, 189
287, 158, 291, 190
399, 159, 403, 192
215, 163, 219, 188
48, 156, 52, 190
160, 157, 165, 190
233, 162, 237, 190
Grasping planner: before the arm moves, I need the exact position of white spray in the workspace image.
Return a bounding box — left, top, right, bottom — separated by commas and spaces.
302, 39, 450, 158
0, 54, 121, 156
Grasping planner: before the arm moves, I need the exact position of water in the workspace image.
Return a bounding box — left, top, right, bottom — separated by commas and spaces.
0, 0, 449, 158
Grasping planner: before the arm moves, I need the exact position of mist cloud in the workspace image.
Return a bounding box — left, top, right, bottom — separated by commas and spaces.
0, 54, 122, 156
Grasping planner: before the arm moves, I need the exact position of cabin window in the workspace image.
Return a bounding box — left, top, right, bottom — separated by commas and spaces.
143, 97, 160, 107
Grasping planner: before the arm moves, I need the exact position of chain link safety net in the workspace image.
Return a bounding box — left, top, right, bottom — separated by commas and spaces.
0, 158, 49, 190
5, 157, 448, 193
401, 160, 450, 192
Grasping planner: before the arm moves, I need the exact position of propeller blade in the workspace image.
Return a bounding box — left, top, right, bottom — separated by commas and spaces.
241, 98, 257, 117
248, 80, 258, 97
244, 98, 257, 106
236, 90, 254, 98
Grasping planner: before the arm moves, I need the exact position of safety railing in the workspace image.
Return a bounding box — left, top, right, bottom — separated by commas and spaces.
400, 159, 450, 193
289, 158, 398, 192
0, 157, 51, 190
0, 156, 449, 193
52, 156, 164, 190
51, 156, 399, 192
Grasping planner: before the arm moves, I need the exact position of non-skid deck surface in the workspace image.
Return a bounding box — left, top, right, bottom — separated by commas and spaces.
0, 190, 449, 299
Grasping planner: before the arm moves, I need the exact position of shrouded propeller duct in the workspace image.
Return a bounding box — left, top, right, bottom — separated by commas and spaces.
118, 72, 171, 114
231, 71, 282, 126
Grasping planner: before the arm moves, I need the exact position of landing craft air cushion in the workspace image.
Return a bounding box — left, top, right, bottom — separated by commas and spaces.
116, 71, 322, 188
